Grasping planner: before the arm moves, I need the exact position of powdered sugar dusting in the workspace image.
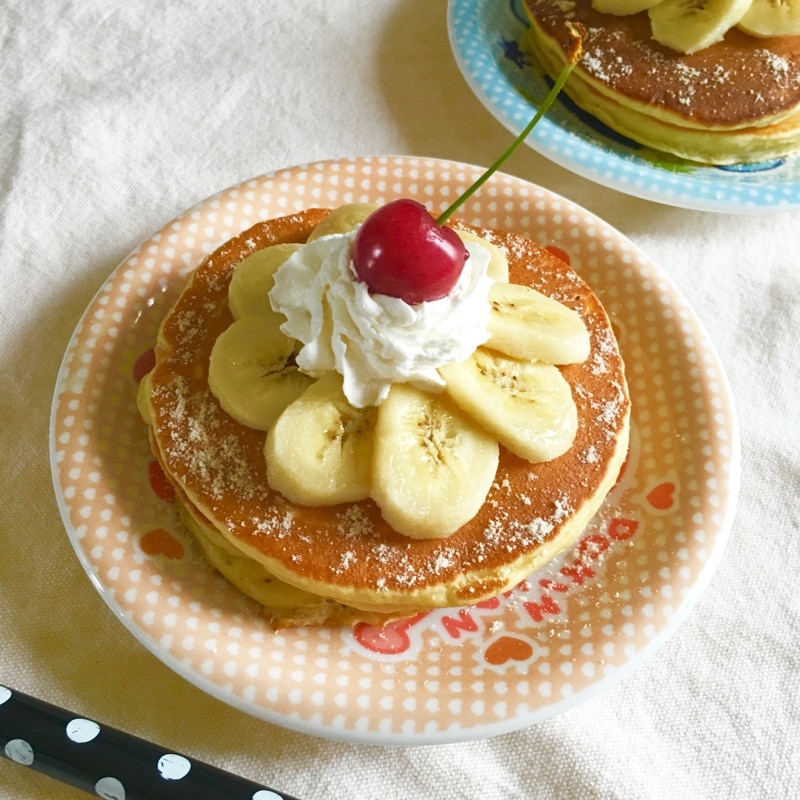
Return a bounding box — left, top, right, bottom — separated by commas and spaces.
528, 0, 800, 126
153, 375, 265, 504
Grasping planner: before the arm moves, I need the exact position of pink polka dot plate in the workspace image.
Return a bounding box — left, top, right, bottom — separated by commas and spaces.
50, 156, 740, 744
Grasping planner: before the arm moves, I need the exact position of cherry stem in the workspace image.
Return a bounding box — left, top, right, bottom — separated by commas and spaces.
436, 50, 581, 226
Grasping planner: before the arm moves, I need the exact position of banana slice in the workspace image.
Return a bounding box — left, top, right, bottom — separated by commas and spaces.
371, 384, 499, 539
264, 371, 376, 505
137, 371, 154, 425
648, 0, 753, 53
456, 229, 510, 282
228, 243, 301, 320
208, 314, 313, 431
306, 203, 379, 240
440, 348, 578, 463
738, 0, 800, 35
486, 281, 590, 365
592, 0, 664, 14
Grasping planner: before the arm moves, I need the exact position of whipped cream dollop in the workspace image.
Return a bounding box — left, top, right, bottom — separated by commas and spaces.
269, 228, 494, 407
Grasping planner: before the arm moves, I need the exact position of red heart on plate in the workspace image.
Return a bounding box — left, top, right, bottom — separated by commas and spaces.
148, 460, 176, 503
544, 244, 570, 265
353, 613, 429, 655
647, 481, 676, 510
485, 635, 534, 666
139, 528, 184, 560
133, 347, 156, 383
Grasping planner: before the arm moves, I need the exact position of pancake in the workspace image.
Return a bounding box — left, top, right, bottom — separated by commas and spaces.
169, 468, 404, 628
139, 208, 630, 626
522, 0, 800, 164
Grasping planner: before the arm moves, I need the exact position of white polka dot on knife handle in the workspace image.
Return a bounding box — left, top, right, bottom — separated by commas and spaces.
157, 753, 191, 780
66, 717, 101, 743
0, 685, 302, 799
95, 776, 126, 800
4, 738, 34, 766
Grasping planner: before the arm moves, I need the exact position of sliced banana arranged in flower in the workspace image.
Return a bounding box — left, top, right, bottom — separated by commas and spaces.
738, 0, 800, 36
440, 349, 578, 464
592, 0, 799, 53
207, 206, 591, 538
371, 384, 499, 539
487, 281, 590, 365
455, 228, 509, 282
265, 371, 376, 505
648, 0, 753, 53
208, 314, 313, 432
306, 203, 379, 240
228, 244, 301, 320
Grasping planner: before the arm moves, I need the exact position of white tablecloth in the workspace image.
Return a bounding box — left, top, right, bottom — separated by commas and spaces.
1, 2, 798, 798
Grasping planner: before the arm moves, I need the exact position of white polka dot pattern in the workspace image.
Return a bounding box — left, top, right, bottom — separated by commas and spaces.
448, 0, 800, 212
5, 738, 34, 766
95, 777, 125, 800
0, 685, 298, 798
66, 718, 100, 743
50, 156, 740, 744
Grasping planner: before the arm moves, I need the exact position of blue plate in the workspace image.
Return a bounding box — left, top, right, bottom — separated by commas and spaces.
447, 0, 800, 212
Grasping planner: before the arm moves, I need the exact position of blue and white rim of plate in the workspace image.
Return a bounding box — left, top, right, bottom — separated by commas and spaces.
448, 0, 800, 212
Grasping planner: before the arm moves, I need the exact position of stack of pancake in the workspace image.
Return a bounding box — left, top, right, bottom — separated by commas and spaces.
137, 208, 630, 628
523, 0, 800, 164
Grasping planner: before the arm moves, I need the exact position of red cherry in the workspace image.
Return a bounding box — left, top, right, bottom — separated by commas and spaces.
349, 54, 579, 303
351, 199, 468, 304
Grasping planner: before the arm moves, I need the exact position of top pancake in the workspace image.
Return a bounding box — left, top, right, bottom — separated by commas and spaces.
142, 209, 630, 614
523, 0, 800, 163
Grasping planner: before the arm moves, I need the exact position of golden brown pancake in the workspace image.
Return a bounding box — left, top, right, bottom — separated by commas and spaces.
139, 209, 630, 626
523, 0, 800, 164
168, 468, 404, 628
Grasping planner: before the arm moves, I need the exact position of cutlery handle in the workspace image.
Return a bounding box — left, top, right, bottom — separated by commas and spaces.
0, 684, 300, 800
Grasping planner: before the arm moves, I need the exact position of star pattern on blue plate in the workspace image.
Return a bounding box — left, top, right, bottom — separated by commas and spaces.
498, 37, 529, 69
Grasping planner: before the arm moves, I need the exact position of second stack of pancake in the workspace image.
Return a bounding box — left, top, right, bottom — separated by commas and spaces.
523, 0, 800, 164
